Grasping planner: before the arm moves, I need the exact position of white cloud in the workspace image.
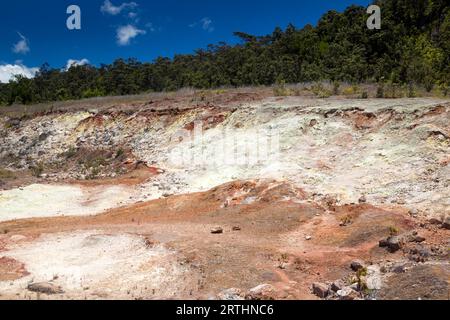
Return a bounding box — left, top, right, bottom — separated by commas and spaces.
12, 33, 30, 54
145, 22, 156, 32
116, 25, 146, 46
101, 0, 138, 15
201, 18, 214, 32
189, 18, 215, 32
65, 58, 90, 71
0, 64, 39, 83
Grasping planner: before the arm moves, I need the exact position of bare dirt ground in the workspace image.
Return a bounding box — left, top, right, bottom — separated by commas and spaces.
0, 89, 448, 300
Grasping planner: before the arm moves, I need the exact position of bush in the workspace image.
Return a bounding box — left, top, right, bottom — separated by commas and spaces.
332, 81, 340, 95
311, 82, 331, 98
424, 77, 434, 92
437, 83, 448, 97
342, 87, 355, 96
385, 83, 403, 98
376, 83, 384, 98
407, 83, 416, 98
273, 79, 291, 96
0, 168, 15, 179
82, 88, 105, 99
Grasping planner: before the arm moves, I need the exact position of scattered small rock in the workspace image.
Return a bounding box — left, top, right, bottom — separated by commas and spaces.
10, 235, 27, 242
349, 283, 360, 291
428, 217, 443, 225
365, 265, 382, 290
442, 216, 450, 230
232, 226, 241, 231
392, 263, 407, 273
217, 288, 245, 300
358, 195, 367, 204
336, 287, 359, 300
245, 284, 276, 300
309, 119, 318, 127
350, 260, 366, 272
211, 227, 223, 234
379, 230, 426, 252
305, 235, 312, 241
312, 282, 329, 298
27, 282, 64, 295
331, 280, 345, 292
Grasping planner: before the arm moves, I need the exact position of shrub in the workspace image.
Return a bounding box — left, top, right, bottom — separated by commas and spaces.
352, 84, 361, 94
407, 83, 416, 98
356, 267, 369, 293
424, 77, 434, 92
115, 148, 125, 159
0, 168, 15, 179
30, 162, 44, 177
376, 83, 384, 98
385, 83, 403, 98
332, 81, 340, 95
273, 79, 291, 96
437, 83, 448, 97
342, 87, 355, 96
63, 147, 77, 159
311, 82, 331, 98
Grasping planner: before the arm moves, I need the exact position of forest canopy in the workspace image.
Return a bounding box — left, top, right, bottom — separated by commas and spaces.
0, 0, 449, 105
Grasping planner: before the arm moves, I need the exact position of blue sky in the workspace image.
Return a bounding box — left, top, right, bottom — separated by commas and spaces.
0, 0, 372, 82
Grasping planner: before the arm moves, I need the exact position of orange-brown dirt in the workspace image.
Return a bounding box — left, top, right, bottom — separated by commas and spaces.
0, 179, 448, 300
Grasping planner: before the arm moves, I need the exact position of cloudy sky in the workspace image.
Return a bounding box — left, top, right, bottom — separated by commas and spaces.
0, 0, 371, 82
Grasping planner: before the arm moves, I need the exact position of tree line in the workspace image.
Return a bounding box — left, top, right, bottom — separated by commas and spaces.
1, 0, 448, 105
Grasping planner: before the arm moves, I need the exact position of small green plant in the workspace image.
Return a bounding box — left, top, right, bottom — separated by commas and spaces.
88, 166, 101, 180
280, 253, 289, 263
360, 91, 368, 99
340, 215, 353, 227
115, 148, 125, 159
277, 253, 290, 269
356, 267, 369, 294
389, 226, 399, 236
4, 122, 14, 129
30, 162, 44, 177
63, 147, 77, 159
